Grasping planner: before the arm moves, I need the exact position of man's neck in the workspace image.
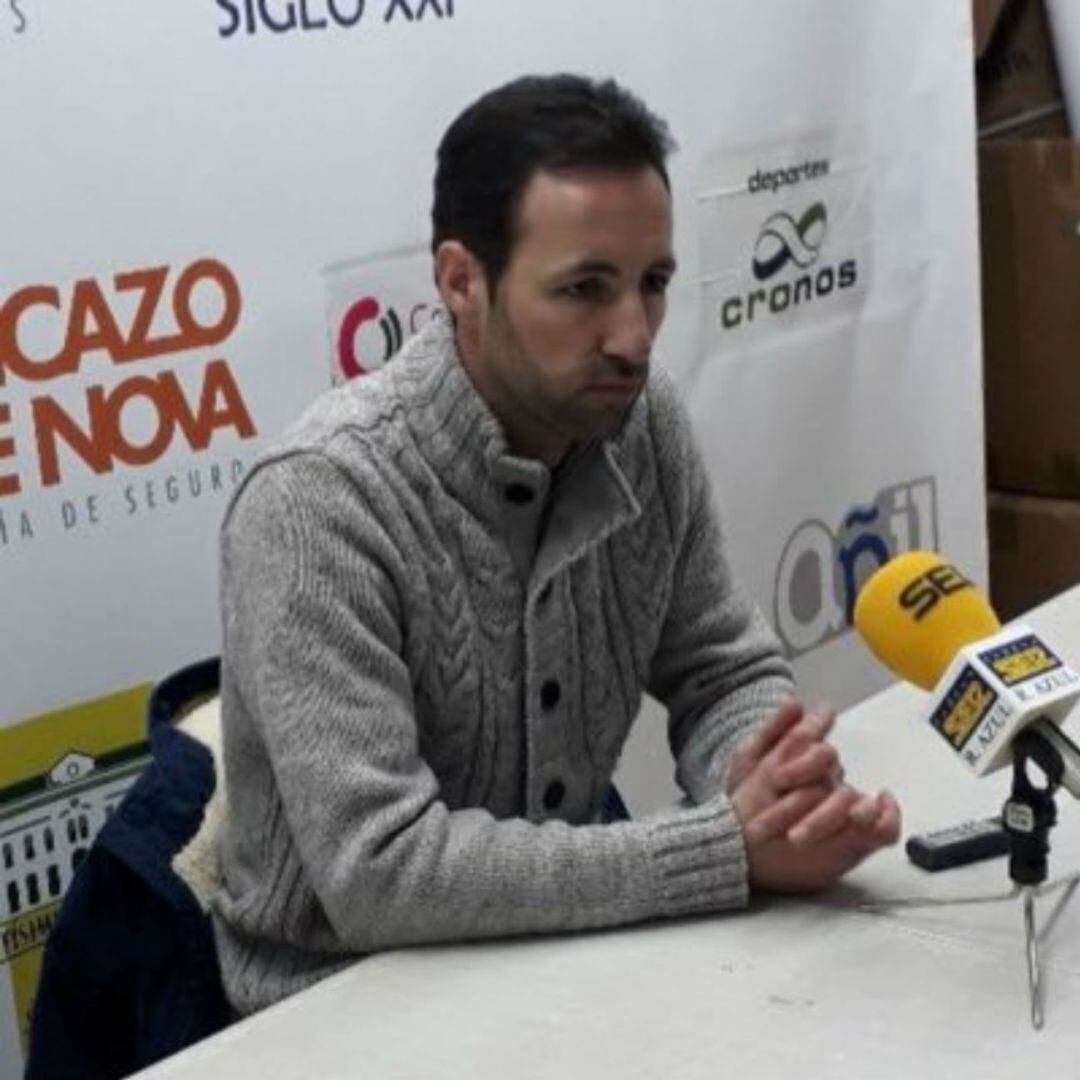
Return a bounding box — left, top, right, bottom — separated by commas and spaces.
501, 419, 570, 469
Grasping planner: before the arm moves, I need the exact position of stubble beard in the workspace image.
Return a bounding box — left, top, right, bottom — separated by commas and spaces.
487, 312, 644, 454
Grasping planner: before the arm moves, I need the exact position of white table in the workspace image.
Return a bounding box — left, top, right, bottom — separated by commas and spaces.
139, 586, 1080, 1079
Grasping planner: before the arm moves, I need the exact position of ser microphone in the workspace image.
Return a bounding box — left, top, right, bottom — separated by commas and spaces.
853, 551, 1080, 797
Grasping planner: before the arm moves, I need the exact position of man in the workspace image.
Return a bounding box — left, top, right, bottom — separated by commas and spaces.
213, 74, 900, 1016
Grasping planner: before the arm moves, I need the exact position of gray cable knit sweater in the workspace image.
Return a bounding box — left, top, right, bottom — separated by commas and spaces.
212, 314, 794, 1014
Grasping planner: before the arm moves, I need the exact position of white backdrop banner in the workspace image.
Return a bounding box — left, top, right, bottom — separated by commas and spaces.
0, 1, 983, 1069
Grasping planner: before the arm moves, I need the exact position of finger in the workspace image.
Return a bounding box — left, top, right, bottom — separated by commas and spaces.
848, 794, 880, 827
786, 786, 863, 847
869, 791, 902, 845
772, 742, 840, 792
792, 703, 836, 743
744, 784, 831, 843
836, 793, 903, 859
745, 700, 805, 762
728, 700, 804, 785
847, 790, 900, 831
769, 705, 837, 765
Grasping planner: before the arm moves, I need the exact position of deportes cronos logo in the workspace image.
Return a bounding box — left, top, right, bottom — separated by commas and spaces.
752, 203, 827, 280
719, 199, 858, 331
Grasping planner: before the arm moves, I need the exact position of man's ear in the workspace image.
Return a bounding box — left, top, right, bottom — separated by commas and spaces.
434, 241, 488, 326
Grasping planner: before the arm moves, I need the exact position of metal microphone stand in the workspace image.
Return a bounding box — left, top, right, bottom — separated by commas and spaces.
861, 729, 1080, 1030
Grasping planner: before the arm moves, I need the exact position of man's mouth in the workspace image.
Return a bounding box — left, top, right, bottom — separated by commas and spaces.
584, 381, 644, 398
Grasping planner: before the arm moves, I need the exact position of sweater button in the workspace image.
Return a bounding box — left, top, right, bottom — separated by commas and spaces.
540, 680, 561, 711
543, 780, 566, 811
504, 483, 535, 505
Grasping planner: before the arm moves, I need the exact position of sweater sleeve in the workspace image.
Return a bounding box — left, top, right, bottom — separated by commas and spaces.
220, 450, 753, 955
644, 376, 796, 805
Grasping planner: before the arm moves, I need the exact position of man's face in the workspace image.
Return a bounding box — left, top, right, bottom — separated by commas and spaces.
463, 166, 676, 464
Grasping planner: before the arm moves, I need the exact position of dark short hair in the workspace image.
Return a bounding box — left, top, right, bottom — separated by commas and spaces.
432, 74, 676, 290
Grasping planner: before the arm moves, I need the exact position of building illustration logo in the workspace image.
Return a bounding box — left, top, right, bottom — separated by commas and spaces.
0, 685, 152, 1072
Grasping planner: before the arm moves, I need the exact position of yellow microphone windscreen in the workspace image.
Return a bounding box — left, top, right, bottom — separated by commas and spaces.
852, 551, 1001, 690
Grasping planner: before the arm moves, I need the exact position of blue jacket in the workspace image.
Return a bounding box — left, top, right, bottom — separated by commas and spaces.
25, 658, 231, 1080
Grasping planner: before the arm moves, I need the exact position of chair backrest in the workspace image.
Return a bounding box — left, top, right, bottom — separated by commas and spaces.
24, 657, 231, 1080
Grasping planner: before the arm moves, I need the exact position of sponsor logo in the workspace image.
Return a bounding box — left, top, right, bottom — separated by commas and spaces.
774, 477, 938, 657
961, 710, 1008, 767
746, 158, 830, 195
335, 294, 437, 381
0, 682, 152, 1073
0, 259, 255, 493
1012, 667, 1080, 705
898, 563, 974, 621
718, 196, 858, 332
930, 666, 997, 752
0, 908, 57, 967
0, 259, 258, 543
979, 635, 1063, 688
753, 202, 827, 281
216, 0, 455, 38
6, 0, 27, 34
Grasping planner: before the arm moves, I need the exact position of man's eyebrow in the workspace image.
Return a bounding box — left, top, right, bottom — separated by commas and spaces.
555, 258, 619, 277
555, 255, 678, 277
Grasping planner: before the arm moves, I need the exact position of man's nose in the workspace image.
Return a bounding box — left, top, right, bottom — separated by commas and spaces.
602, 292, 654, 368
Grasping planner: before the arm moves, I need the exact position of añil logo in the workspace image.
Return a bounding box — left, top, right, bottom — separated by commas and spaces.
773, 477, 939, 657
336, 295, 438, 381
719, 200, 858, 331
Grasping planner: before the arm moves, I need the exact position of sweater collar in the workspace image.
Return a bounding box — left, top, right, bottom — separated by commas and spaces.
392, 314, 643, 583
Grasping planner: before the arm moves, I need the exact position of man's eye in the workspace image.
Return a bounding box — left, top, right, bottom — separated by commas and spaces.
561, 279, 607, 301
643, 274, 671, 296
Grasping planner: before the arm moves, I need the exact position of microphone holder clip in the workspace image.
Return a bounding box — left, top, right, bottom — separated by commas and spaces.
860, 730, 1080, 1031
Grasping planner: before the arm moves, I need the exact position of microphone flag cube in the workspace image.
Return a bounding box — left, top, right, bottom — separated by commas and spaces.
927, 624, 1080, 777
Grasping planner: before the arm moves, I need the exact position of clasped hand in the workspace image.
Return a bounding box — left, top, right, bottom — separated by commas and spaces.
728, 700, 901, 893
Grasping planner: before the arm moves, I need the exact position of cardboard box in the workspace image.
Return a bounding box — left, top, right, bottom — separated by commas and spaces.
977, 0, 1068, 137
988, 490, 1080, 619
974, 0, 1008, 57
980, 137, 1080, 497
